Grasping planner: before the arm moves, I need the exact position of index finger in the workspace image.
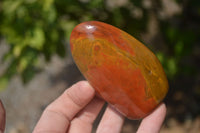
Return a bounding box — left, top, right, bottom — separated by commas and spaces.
33, 81, 95, 133
137, 103, 167, 133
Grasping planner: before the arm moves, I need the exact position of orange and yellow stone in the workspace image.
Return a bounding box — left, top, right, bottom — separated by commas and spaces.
70, 21, 168, 119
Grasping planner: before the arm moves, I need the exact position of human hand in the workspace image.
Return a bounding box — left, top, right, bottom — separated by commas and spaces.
33, 81, 166, 133
0, 100, 6, 133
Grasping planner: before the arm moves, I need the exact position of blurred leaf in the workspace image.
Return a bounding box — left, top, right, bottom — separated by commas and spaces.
88, 0, 104, 8
13, 43, 25, 57
59, 20, 77, 39
43, 6, 57, 23
166, 57, 177, 78
29, 27, 45, 50
156, 52, 165, 64
21, 65, 36, 83
0, 77, 9, 91
166, 27, 178, 44
2, 0, 22, 15
42, 0, 54, 11
174, 41, 184, 56
18, 50, 37, 73
3, 51, 13, 62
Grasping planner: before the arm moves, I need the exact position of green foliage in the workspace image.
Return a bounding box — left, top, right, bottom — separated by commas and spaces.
0, 0, 71, 88
0, 0, 199, 90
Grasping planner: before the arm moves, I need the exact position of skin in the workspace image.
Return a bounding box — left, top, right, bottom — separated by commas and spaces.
0, 81, 166, 133
33, 81, 166, 133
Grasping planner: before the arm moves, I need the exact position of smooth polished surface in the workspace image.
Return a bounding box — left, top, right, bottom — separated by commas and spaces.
70, 21, 168, 119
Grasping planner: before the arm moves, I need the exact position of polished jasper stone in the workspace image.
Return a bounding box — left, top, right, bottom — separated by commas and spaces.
70, 21, 168, 119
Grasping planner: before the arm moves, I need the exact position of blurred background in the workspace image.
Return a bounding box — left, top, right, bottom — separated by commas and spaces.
0, 0, 200, 132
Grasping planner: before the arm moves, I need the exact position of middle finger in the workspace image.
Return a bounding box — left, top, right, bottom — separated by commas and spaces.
68, 96, 105, 133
